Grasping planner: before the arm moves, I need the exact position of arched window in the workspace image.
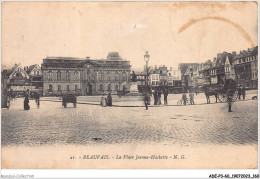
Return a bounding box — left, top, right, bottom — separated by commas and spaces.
74, 71, 79, 80
66, 71, 70, 81
122, 73, 126, 81
57, 71, 61, 81
49, 85, 53, 92
48, 72, 52, 81
99, 84, 103, 92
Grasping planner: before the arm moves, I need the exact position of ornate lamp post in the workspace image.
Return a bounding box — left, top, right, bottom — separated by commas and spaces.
144, 51, 150, 92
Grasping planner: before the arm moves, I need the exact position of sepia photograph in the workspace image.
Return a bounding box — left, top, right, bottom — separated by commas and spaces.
1, 1, 258, 171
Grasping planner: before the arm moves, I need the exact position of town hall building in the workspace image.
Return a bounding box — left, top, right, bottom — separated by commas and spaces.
41, 52, 131, 96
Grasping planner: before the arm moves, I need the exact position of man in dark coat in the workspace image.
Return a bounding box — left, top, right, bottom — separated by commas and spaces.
144, 93, 149, 110
106, 93, 112, 106
182, 92, 187, 105
241, 87, 246, 100
157, 90, 162, 105
34, 92, 40, 108
237, 87, 241, 100
163, 89, 168, 105
227, 94, 232, 112
24, 94, 30, 110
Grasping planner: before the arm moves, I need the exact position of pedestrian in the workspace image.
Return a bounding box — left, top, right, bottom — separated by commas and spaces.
106, 93, 112, 106
182, 92, 187, 105
227, 94, 232, 112
163, 89, 168, 105
242, 87, 246, 100
153, 89, 158, 105
24, 94, 30, 110
144, 93, 149, 110
158, 90, 162, 105
34, 92, 40, 108
189, 91, 195, 105
100, 96, 106, 107
6, 89, 11, 109
237, 87, 241, 100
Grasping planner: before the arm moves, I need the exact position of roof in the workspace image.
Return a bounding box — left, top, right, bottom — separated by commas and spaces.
27, 64, 38, 74
5, 64, 19, 76
42, 57, 131, 69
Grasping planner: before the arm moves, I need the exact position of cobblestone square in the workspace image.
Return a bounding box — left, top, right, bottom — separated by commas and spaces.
2, 91, 258, 147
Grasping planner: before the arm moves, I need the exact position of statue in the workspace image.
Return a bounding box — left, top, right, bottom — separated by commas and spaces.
131, 71, 137, 82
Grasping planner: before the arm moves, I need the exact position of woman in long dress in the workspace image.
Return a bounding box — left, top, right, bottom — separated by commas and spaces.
24, 94, 30, 110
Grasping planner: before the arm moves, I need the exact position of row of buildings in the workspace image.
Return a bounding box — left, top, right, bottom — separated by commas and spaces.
180, 46, 258, 92
2, 52, 131, 96
1, 46, 258, 97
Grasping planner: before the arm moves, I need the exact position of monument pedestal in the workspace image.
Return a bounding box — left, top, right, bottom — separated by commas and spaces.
129, 82, 139, 93
126, 82, 141, 96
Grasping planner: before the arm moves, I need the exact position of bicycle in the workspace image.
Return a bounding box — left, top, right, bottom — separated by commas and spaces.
177, 98, 190, 105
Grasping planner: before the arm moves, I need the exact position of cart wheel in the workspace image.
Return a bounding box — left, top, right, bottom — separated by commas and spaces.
218, 94, 227, 103
227, 89, 238, 102
177, 100, 182, 105
186, 99, 190, 105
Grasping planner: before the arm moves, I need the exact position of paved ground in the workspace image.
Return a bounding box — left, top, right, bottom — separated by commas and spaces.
41, 90, 258, 106
1, 90, 258, 147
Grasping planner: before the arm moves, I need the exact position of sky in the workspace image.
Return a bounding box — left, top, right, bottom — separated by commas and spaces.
1, 1, 258, 70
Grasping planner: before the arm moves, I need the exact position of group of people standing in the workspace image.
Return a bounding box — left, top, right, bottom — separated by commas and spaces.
152, 89, 168, 106
100, 93, 113, 107
237, 87, 246, 100
23, 90, 40, 110
182, 91, 195, 105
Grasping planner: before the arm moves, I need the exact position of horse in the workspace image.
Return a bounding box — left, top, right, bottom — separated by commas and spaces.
204, 87, 218, 104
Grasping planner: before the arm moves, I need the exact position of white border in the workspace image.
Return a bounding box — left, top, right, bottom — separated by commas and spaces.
0, 0, 259, 178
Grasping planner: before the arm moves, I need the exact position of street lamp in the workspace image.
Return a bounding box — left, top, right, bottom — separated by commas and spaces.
144, 51, 150, 93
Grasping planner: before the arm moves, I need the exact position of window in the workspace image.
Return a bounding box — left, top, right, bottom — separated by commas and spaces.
49, 85, 53, 92
48, 72, 52, 81
74, 71, 79, 80
115, 75, 118, 81
57, 71, 61, 81
67, 85, 70, 91
108, 84, 111, 91
99, 84, 103, 92
58, 85, 61, 92
122, 74, 126, 81
66, 71, 70, 81
75, 85, 78, 92
115, 84, 118, 91
152, 81, 155, 85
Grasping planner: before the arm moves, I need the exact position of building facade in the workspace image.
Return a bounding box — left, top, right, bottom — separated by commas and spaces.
2, 63, 32, 96
41, 53, 131, 96
26, 64, 43, 95
234, 47, 258, 88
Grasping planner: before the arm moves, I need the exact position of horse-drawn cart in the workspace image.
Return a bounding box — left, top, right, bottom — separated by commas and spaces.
203, 79, 238, 103
218, 79, 238, 102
